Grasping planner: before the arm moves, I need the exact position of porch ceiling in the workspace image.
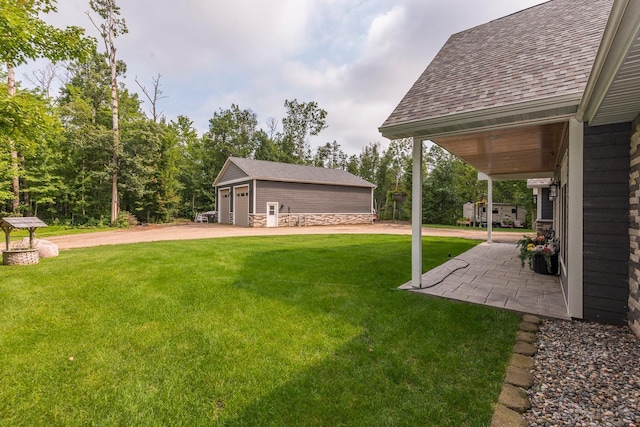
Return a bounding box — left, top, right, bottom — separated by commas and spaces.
432, 121, 566, 179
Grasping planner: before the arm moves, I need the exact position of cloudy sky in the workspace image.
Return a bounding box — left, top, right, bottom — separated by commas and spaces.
18, 0, 547, 155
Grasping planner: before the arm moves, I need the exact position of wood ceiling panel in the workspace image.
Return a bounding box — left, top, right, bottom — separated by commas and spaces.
434, 122, 565, 177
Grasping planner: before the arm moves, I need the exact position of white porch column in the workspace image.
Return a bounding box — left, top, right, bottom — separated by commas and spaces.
567, 117, 584, 318
412, 138, 423, 288
487, 176, 493, 244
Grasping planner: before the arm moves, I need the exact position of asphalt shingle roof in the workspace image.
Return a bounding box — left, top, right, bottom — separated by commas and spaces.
223, 157, 375, 188
380, 0, 613, 129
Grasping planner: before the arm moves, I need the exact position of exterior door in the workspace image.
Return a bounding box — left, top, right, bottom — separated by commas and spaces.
234, 185, 250, 226
266, 202, 278, 228
219, 188, 231, 224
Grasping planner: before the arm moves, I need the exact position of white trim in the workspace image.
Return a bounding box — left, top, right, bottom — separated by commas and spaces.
380, 93, 581, 140
412, 138, 423, 288
216, 177, 253, 187
217, 177, 374, 188
487, 176, 493, 244
567, 117, 584, 319
253, 179, 257, 215
578, 0, 640, 123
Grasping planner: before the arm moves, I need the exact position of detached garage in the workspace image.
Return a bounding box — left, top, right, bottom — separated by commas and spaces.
213, 157, 376, 227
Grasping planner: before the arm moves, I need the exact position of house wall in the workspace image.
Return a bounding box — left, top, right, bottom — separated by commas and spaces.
254, 181, 372, 214
629, 115, 640, 336
583, 122, 630, 325
541, 189, 553, 220
249, 180, 373, 227
250, 213, 373, 228
218, 162, 249, 183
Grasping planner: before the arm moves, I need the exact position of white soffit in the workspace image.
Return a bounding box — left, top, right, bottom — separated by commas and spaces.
581, 0, 640, 126
591, 33, 640, 125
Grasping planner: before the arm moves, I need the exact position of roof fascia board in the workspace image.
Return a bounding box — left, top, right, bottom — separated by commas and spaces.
215, 177, 253, 187
379, 93, 581, 140
218, 177, 374, 188
578, 0, 640, 123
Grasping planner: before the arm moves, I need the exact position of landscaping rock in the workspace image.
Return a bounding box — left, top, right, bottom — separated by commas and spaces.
510, 353, 534, 370
491, 405, 527, 427
519, 321, 539, 333
498, 384, 531, 413
524, 319, 640, 426
516, 330, 537, 344
505, 365, 533, 389
36, 240, 59, 258
522, 314, 542, 325
513, 341, 536, 356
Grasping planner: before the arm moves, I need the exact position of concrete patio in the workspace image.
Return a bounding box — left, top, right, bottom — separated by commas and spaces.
400, 242, 569, 319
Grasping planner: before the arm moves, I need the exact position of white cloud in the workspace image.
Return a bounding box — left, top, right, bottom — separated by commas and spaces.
16, 0, 548, 154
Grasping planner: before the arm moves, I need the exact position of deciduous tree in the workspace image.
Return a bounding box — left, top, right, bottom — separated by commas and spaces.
1, 0, 92, 213
87, 0, 127, 224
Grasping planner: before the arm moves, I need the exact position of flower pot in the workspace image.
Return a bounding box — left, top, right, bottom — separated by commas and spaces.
533, 253, 558, 275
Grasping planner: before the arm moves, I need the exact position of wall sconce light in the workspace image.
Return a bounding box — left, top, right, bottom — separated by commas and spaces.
549, 182, 558, 201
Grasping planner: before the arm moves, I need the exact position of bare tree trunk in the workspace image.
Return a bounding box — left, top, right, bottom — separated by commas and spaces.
7, 63, 20, 214
135, 73, 165, 123
108, 5, 120, 225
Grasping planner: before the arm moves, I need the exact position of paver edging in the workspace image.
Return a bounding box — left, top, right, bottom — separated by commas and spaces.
491, 314, 541, 427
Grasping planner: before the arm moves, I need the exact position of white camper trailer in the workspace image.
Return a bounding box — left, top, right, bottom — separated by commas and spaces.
463, 201, 526, 228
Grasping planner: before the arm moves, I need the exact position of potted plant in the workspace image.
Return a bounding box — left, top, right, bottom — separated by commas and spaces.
516, 230, 559, 274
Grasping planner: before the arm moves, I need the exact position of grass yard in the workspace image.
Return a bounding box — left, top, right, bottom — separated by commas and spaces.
0, 235, 520, 426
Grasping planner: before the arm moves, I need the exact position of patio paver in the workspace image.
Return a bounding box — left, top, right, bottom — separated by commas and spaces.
399, 242, 569, 319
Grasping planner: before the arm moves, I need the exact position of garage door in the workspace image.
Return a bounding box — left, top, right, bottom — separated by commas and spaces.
219, 188, 231, 224
234, 185, 249, 227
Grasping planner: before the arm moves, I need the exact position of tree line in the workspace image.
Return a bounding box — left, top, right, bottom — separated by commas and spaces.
1, 0, 533, 227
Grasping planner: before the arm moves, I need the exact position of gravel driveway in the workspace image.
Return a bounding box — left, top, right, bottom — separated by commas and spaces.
46, 221, 523, 250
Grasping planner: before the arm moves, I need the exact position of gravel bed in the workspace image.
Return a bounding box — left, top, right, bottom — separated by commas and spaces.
524, 319, 640, 427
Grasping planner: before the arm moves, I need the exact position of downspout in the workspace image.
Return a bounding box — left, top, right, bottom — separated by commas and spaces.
412, 138, 423, 288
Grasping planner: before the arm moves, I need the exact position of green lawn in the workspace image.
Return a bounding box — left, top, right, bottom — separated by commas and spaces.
0, 235, 520, 426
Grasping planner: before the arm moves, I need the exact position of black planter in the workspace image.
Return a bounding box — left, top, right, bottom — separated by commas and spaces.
533, 253, 558, 275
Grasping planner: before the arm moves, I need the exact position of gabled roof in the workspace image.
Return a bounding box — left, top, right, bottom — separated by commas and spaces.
1, 217, 47, 229
380, 0, 613, 140
214, 157, 376, 188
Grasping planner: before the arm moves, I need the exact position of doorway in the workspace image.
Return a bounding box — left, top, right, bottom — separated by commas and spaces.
266, 202, 278, 228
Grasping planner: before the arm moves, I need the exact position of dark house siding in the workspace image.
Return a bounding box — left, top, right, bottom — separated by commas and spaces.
255, 181, 371, 214
541, 189, 553, 220
582, 122, 630, 325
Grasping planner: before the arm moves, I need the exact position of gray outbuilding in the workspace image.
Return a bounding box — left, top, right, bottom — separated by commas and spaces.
213, 157, 376, 227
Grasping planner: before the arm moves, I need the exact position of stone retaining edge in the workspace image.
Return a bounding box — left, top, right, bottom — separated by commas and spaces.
491, 313, 542, 427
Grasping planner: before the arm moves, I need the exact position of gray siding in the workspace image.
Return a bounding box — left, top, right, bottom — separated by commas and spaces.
255, 181, 372, 214
218, 162, 249, 183
541, 189, 553, 220
583, 122, 630, 325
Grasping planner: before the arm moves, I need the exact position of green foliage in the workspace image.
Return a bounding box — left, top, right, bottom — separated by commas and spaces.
0, 0, 94, 66
114, 210, 137, 228
281, 99, 328, 163
423, 145, 466, 225
0, 235, 519, 425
